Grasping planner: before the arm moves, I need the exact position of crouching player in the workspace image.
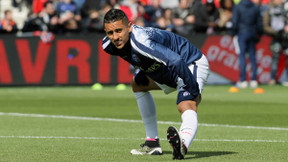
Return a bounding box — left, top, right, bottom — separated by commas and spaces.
102, 9, 209, 160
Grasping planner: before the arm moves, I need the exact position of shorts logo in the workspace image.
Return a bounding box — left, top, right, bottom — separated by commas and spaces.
183, 91, 190, 96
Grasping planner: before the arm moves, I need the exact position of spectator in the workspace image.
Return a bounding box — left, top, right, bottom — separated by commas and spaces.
188, 0, 202, 14
38, 1, 59, 33
119, 0, 142, 22
118, 5, 134, 22
56, 0, 82, 33
172, 0, 196, 35
218, 0, 234, 34
0, 10, 18, 34
263, 0, 288, 86
57, 0, 81, 22
162, 8, 175, 32
84, 3, 112, 32
57, 0, 80, 14
22, 1, 58, 33
22, 12, 42, 32
120, 0, 138, 18
62, 18, 81, 34
194, 0, 220, 34
231, 0, 262, 88
33, 0, 49, 14
252, 0, 269, 16
134, 17, 146, 27
73, 0, 85, 12
151, 9, 175, 32
153, 16, 168, 29
12, 0, 32, 12
81, 0, 103, 19
143, 0, 163, 25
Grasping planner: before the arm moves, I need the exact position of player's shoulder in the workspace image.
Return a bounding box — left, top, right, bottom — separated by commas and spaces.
131, 25, 166, 44
132, 25, 160, 38
102, 36, 114, 54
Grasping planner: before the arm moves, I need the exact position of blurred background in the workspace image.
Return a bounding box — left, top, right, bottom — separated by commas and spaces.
0, 0, 287, 87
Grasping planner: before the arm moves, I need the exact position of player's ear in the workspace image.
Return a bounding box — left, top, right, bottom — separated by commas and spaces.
128, 22, 132, 32
103, 23, 107, 32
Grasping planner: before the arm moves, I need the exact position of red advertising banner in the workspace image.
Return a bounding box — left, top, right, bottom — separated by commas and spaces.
0, 34, 285, 85
201, 35, 285, 83
0, 34, 133, 85
0, 40, 13, 84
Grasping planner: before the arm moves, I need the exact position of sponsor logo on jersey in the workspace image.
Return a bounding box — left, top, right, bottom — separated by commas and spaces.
136, 62, 161, 73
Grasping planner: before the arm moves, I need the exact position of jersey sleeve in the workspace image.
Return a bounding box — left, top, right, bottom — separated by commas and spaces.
102, 36, 114, 55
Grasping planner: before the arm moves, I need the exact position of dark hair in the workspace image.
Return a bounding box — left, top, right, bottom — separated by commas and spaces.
220, 0, 234, 10
103, 9, 129, 25
44, 1, 53, 8
4, 9, 11, 15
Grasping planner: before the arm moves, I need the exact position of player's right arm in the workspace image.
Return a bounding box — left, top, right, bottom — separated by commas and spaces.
130, 33, 200, 99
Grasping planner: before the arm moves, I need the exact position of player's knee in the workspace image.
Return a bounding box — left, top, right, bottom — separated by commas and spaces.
131, 78, 147, 92
177, 100, 197, 114
131, 79, 140, 92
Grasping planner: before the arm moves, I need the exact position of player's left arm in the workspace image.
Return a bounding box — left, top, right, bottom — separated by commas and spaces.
153, 41, 200, 98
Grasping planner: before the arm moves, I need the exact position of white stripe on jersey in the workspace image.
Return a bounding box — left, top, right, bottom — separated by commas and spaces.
102, 37, 111, 49
131, 40, 167, 66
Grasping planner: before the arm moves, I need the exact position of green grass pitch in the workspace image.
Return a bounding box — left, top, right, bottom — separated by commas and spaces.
0, 85, 287, 161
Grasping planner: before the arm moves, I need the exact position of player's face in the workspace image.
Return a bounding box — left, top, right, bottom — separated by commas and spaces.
104, 20, 132, 49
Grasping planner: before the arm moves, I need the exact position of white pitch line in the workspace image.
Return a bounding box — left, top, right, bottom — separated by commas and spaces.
193, 139, 288, 143
198, 123, 288, 131
0, 112, 288, 131
0, 136, 127, 140
0, 136, 286, 143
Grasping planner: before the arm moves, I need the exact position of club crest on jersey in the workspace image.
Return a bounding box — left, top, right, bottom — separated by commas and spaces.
183, 91, 190, 97
132, 54, 140, 63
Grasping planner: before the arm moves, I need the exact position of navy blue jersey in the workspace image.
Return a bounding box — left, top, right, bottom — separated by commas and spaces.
102, 25, 203, 96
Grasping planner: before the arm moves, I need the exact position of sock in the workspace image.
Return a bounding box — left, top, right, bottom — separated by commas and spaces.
180, 110, 198, 149
134, 92, 158, 139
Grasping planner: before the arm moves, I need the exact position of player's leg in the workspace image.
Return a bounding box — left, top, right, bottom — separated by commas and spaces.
167, 99, 200, 160
177, 54, 209, 151
237, 34, 248, 88
130, 70, 162, 155
247, 36, 258, 88
132, 71, 161, 141
167, 55, 209, 159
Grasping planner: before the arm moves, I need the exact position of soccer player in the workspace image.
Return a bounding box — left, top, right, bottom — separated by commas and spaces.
102, 9, 209, 160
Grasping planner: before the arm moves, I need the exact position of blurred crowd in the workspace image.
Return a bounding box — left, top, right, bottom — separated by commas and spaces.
0, 0, 273, 35
1, 0, 288, 85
